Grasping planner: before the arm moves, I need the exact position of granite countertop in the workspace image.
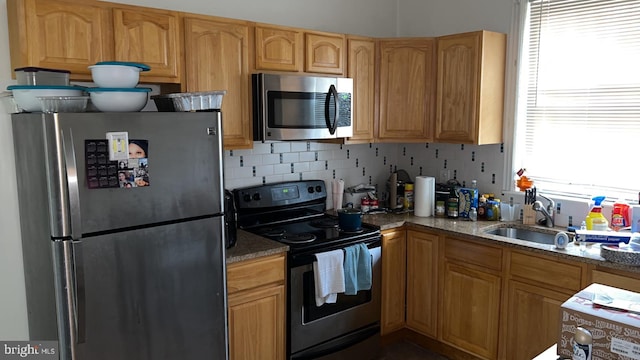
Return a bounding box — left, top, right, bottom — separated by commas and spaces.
225, 229, 289, 264
363, 212, 640, 274
226, 212, 640, 274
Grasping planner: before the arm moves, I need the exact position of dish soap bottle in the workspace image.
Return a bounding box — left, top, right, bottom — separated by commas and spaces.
585, 196, 608, 231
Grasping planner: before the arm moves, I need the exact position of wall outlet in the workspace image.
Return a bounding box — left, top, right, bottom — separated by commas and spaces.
439, 169, 451, 183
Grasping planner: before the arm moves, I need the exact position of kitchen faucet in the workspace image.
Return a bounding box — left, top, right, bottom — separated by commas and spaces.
532, 194, 555, 228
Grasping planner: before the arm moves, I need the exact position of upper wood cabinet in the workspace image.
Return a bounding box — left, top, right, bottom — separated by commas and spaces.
377, 38, 436, 143
381, 229, 406, 335
112, 8, 181, 82
346, 36, 375, 143
183, 16, 253, 149
305, 31, 345, 75
254, 25, 303, 72
254, 27, 345, 76
7, 0, 112, 79
7, 0, 181, 83
435, 30, 506, 144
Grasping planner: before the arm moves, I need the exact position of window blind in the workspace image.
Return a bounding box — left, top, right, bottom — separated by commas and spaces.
517, 0, 640, 201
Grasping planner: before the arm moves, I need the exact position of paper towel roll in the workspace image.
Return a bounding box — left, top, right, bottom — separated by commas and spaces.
414, 176, 435, 217
332, 179, 344, 210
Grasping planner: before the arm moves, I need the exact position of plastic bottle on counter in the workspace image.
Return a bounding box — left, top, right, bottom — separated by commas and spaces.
404, 183, 414, 210
585, 196, 608, 230
611, 199, 630, 231
469, 207, 478, 222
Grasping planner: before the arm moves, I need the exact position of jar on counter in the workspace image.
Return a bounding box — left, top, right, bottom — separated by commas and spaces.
361, 197, 371, 213
447, 187, 459, 219
485, 199, 501, 221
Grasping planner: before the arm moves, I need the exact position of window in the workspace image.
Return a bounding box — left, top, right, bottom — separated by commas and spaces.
514, 0, 640, 201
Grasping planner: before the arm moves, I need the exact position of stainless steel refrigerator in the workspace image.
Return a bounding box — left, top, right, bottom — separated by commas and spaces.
12, 111, 228, 360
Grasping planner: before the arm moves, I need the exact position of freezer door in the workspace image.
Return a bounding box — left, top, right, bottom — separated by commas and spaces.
19, 111, 224, 236
73, 216, 227, 360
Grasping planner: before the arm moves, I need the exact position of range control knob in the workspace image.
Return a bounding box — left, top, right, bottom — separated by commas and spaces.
308, 186, 314, 193
315, 185, 322, 193
252, 193, 262, 201
242, 194, 251, 202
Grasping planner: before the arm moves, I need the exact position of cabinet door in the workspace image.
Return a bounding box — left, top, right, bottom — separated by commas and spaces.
305, 32, 345, 75
435, 31, 505, 144
346, 37, 375, 143
378, 39, 436, 142
441, 261, 501, 359
228, 285, 286, 360
381, 229, 406, 335
255, 25, 302, 72
435, 33, 479, 143
9, 0, 112, 77
184, 17, 252, 149
505, 281, 570, 360
406, 230, 438, 338
113, 8, 180, 82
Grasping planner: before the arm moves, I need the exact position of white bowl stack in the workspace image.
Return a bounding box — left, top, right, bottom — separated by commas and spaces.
87, 61, 152, 112
7, 85, 86, 112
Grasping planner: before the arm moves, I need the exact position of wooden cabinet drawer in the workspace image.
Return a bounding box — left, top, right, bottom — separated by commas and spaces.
444, 236, 502, 271
227, 254, 285, 294
592, 269, 640, 293
510, 251, 583, 292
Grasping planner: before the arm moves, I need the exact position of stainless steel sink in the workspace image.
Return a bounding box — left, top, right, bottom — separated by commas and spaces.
484, 225, 562, 245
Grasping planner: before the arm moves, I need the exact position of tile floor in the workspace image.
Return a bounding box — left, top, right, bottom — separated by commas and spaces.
377, 341, 450, 360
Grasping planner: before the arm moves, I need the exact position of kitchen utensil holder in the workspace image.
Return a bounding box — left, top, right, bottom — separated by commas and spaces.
522, 206, 537, 225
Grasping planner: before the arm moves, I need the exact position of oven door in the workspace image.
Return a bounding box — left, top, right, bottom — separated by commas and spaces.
253, 73, 353, 141
289, 244, 381, 359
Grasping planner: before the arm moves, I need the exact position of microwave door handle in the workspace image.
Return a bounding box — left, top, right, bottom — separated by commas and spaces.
324, 84, 339, 135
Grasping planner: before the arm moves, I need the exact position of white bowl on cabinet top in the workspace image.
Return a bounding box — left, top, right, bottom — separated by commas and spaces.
7, 85, 86, 112
88, 61, 150, 88
86, 87, 151, 112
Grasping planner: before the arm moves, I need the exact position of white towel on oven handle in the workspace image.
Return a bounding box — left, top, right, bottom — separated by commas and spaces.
313, 249, 345, 306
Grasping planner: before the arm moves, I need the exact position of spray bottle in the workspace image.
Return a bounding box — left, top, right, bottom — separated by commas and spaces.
585, 196, 608, 231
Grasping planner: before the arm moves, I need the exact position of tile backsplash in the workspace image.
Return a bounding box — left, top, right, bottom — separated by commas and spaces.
224, 141, 505, 209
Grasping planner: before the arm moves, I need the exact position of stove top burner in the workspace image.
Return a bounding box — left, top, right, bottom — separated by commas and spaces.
261, 228, 286, 238
310, 218, 339, 229
280, 233, 317, 244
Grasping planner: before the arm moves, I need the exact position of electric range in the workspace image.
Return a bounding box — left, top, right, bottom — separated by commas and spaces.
233, 180, 382, 360
233, 180, 380, 260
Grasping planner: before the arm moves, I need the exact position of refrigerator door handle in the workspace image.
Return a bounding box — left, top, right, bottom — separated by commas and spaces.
62, 128, 83, 239
74, 240, 86, 344
53, 239, 82, 360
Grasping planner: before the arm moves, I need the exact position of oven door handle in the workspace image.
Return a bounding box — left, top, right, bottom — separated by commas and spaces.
324, 84, 339, 135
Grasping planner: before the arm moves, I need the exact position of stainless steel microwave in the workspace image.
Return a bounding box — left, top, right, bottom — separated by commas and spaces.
252, 73, 353, 141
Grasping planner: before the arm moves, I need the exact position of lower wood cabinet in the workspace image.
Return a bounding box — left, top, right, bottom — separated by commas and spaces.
440, 237, 502, 360
381, 229, 407, 334
227, 254, 286, 360
503, 251, 586, 360
591, 268, 640, 293
406, 229, 438, 338
441, 260, 501, 360
505, 280, 571, 360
